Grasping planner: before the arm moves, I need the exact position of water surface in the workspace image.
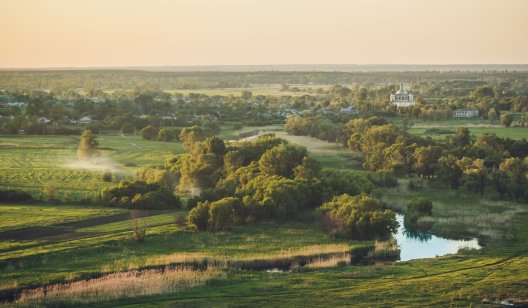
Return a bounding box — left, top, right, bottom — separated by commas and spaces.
395, 214, 481, 261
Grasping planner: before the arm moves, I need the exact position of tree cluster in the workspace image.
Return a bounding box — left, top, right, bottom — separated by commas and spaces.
342, 119, 528, 201
318, 194, 399, 240
99, 181, 182, 210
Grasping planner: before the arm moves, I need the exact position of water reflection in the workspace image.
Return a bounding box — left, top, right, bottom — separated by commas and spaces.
395, 214, 481, 261
402, 224, 433, 242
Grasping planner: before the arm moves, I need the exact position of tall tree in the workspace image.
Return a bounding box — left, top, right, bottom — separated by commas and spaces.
77, 129, 99, 161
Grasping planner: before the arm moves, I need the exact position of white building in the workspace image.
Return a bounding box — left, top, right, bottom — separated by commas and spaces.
38, 117, 51, 124
453, 108, 479, 118
78, 116, 92, 124
390, 83, 414, 107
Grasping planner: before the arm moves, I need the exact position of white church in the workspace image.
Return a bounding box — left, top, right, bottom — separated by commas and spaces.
390, 83, 414, 107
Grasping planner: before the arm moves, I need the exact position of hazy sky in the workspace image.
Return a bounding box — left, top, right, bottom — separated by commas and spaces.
1, 0, 527, 67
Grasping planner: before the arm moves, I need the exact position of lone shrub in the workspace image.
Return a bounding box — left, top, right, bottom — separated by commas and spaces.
101, 170, 113, 182
43, 182, 59, 200
130, 211, 147, 242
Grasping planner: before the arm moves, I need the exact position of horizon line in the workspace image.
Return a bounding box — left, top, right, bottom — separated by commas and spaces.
2, 63, 528, 72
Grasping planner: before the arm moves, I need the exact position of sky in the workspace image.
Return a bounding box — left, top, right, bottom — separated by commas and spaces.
1, 0, 528, 68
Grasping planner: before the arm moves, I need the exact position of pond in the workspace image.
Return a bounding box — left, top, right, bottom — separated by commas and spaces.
395, 214, 481, 261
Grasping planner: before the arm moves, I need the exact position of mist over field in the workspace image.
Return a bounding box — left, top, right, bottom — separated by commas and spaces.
62, 156, 125, 174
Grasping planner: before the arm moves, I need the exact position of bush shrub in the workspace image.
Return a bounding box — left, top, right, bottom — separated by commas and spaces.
208, 198, 235, 231
407, 198, 433, 216
99, 181, 181, 209
101, 170, 113, 182
318, 194, 398, 240
189, 201, 210, 231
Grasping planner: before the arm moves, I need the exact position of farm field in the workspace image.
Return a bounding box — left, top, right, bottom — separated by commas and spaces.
0, 126, 360, 202
0, 134, 186, 200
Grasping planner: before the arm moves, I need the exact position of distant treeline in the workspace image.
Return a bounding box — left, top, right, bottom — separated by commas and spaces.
1, 70, 528, 91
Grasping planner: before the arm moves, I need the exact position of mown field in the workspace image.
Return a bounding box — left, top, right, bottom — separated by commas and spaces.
0, 134, 186, 200
0, 125, 527, 306
0, 127, 362, 201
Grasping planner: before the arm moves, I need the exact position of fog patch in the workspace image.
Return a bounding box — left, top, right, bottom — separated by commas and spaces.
63, 156, 130, 174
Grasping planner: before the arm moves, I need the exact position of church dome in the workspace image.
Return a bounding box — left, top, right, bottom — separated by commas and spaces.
395, 82, 408, 94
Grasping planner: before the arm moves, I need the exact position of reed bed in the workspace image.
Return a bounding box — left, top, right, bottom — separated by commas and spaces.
304, 253, 350, 269
366, 240, 400, 261
141, 244, 354, 271
16, 266, 224, 306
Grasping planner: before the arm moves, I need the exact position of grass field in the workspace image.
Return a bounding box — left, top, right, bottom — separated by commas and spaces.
2, 184, 525, 306
0, 134, 186, 200
82, 182, 528, 307
390, 117, 528, 140
0, 204, 364, 297
1, 126, 527, 306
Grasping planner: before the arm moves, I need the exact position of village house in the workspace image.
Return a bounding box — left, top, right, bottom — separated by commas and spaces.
453, 108, 479, 118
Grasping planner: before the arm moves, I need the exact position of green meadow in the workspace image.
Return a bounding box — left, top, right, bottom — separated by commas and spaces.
0, 126, 527, 306
0, 134, 186, 199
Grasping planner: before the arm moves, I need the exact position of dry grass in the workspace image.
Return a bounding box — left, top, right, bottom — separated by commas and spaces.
367, 240, 400, 261
17, 266, 224, 306
145, 252, 210, 267
13, 245, 356, 305
143, 244, 352, 268
304, 253, 350, 269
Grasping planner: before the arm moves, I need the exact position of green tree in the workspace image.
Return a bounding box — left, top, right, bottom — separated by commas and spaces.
201, 116, 221, 137
318, 194, 398, 240
189, 201, 210, 231
437, 154, 462, 189
455, 127, 471, 148
157, 128, 174, 141
487, 109, 498, 122
500, 114, 513, 127
179, 126, 205, 150
499, 157, 528, 200
457, 157, 487, 196
204, 136, 226, 159
293, 156, 322, 180
141, 125, 158, 140
208, 198, 236, 231
237, 175, 311, 220
413, 146, 443, 178
285, 116, 311, 136
258, 144, 308, 178
77, 129, 99, 161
